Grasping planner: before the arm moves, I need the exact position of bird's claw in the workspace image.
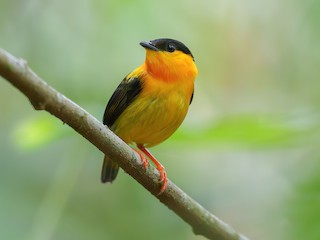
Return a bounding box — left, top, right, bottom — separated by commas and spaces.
157, 165, 167, 195
134, 149, 150, 169
134, 146, 168, 195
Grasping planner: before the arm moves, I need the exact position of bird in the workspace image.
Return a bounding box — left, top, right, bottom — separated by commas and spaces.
101, 38, 198, 194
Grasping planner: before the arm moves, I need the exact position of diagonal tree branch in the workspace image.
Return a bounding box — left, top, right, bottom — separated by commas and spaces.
0, 48, 250, 240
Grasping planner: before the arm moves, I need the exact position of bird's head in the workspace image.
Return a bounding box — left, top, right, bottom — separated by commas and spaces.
140, 38, 198, 81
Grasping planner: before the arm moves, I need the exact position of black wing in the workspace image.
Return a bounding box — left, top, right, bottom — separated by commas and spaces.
103, 77, 142, 127
189, 90, 194, 105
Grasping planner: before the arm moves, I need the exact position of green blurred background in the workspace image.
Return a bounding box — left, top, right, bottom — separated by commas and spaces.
0, 0, 320, 239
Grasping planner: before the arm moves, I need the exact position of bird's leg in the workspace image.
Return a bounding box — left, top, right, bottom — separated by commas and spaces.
133, 148, 149, 169
137, 144, 168, 195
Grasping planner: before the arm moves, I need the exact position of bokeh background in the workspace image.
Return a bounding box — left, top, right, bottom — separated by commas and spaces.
1, 0, 320, 239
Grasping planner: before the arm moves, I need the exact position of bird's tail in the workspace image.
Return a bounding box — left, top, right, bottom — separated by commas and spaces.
101, 155, 119, 183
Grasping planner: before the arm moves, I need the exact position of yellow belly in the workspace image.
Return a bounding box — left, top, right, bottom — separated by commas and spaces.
111, 76, 193, 147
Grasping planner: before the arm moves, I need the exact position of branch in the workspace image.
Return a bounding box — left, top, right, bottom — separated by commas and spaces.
0, 48, 250, 240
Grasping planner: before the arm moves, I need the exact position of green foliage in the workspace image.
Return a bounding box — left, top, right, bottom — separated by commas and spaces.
174, 114, 303, 147
287, 158, 320, 240
12, 116, 67, 150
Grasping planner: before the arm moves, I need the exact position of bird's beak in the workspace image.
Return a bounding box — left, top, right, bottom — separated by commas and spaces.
140, 41, 158, 51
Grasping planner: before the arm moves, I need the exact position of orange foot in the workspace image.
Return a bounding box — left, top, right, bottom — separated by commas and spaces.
133, 148, 149, 169
137, 144, 168, 195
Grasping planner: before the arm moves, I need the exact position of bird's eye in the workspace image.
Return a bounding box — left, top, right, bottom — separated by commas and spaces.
167, 44, 176, 52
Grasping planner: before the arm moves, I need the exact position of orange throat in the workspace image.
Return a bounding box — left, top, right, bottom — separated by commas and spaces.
143, 50, 198, 82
